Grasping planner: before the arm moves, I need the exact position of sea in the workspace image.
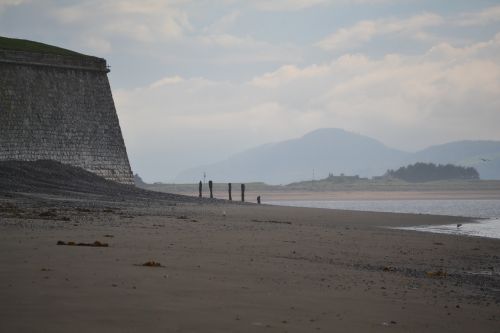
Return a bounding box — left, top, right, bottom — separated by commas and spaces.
266, 199, 500, 240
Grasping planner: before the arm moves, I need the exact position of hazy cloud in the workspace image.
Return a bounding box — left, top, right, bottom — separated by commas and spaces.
251, 0, 328, 11
80, 35, 112, 54
115, 33, 500, 179
317, 13, 444, 51
53, 0, 192, 42
2, 0, 500, 181
0, 0, 27, 11
196, 34, 302, 64
318, 5, 500, 52
250, 64, 329, 88
248, 0, 396, 11
456, 5, 500, 26
202, 10, 240, 34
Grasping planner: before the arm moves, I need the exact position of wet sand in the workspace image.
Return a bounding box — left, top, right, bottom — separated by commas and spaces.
0, 190, 499, 333
257, 190, 500, 201
150, 189, 500, 202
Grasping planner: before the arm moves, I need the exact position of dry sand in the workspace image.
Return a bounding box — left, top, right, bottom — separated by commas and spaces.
1, 190, 499, 333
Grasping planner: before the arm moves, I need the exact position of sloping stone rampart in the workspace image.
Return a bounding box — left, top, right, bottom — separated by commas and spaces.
0, 49, 133, 184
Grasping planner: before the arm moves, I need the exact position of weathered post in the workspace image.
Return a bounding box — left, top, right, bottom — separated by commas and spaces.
228, 183, 232, 201
257, 195, 261, 204
241, 183, 245, 202
209, 180, 213, 199
198, 181, 202, 198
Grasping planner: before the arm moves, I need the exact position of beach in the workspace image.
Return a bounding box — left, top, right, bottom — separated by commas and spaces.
1, 187, 499, 332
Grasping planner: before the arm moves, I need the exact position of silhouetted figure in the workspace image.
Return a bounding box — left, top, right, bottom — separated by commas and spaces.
198, 181, 202, 198
228, 183, 232, 201
241, 183, 245, 202
209, 180, 213, 198
257, 196, 261, 204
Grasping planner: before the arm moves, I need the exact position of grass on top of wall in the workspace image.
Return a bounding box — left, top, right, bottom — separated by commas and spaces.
0, 36, 89, 57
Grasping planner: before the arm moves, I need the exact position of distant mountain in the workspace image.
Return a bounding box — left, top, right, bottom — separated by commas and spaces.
176, 128, 410, 184
175, 129, 500, 184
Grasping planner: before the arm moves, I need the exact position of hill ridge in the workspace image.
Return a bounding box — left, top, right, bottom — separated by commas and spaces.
176, 129, 500, 184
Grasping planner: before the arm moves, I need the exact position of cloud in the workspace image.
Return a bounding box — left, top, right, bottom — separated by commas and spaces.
251, 0, 328, 11
33, 0, 299, 65
425, 33, 500, 60
250, 64, 329, 88
248, 0, 395, 11
317, 5, 500, 52
317, 13, 444, 51
80, 35, 112, 54
4, 0, 499, 181
203, 10, 240, 34
456, 5, 500, 26
53, 0, 192, 43
0, 0, 27, 12
115, 33, 500, 180
195, 34, 302, 64
149, 75, 185, 88
199, 34, 259, 48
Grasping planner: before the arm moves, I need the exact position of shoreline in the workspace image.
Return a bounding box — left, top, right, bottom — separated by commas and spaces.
144, 189, 500, 201
392, 218, 500, 240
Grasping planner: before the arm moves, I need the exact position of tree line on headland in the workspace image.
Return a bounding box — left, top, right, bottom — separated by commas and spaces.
386, 162, 479, 182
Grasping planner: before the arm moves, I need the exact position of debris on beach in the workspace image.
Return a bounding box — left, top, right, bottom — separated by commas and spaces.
39, 210, 57, 218
426, 269, 447, 278
141, 261, 163, 267
37, 210, 70, 221
251, 219, 292, 225
56, 240, 109, 247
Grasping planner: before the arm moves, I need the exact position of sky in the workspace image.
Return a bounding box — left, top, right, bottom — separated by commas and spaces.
1, 0, 500, 182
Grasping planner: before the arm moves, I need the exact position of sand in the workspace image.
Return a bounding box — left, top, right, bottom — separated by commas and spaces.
0, 161, 498, 332
1, 188, 499, 333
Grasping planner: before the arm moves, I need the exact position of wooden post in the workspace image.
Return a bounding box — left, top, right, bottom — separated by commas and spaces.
198, 181, 202, 198
257, 196, 261, 204
228, 183, 232, 201
241, 183, 245, 202
209, 180, 213, 199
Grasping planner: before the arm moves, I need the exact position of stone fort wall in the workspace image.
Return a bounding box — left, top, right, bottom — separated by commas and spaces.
0, 49, 134, 184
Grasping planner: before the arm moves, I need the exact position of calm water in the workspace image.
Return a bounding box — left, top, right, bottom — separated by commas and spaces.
266, 199, 500, 240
